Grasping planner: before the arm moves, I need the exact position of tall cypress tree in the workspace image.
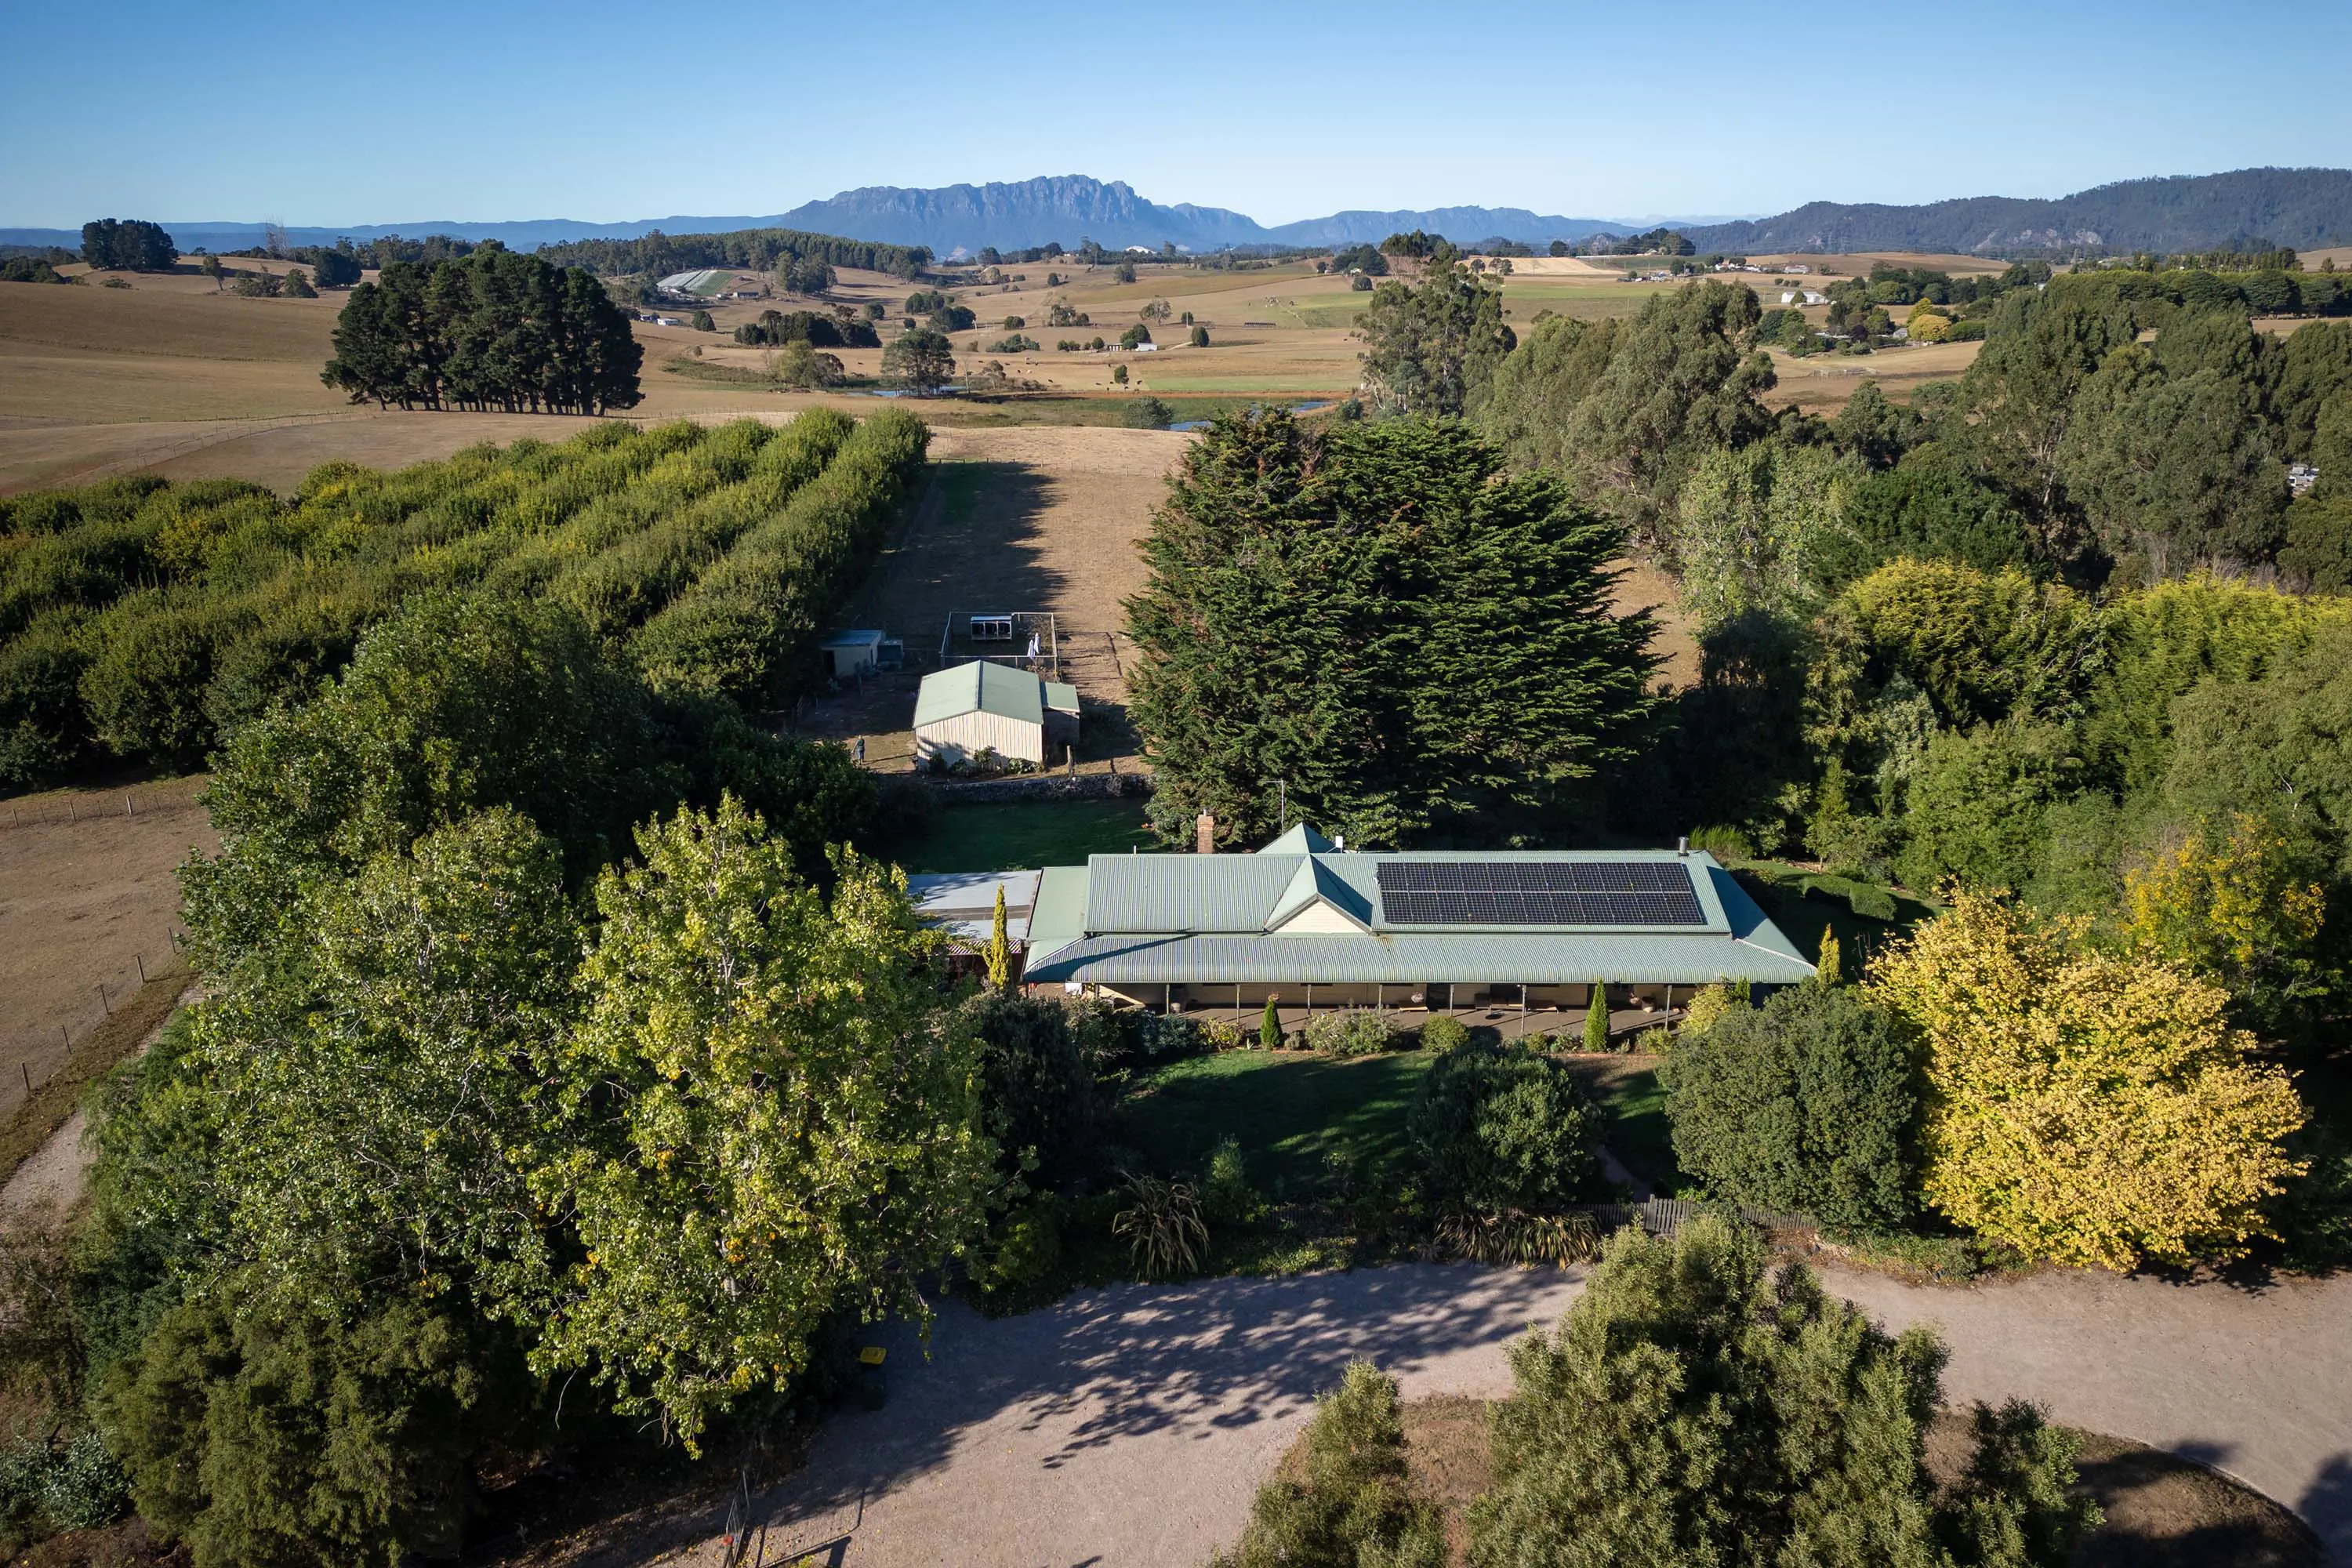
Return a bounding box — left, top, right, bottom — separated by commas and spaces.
1126, 410, 1658, 848
323, 250, 641, 416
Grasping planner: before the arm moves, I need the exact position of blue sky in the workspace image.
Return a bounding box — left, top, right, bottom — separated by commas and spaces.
4, 0, 2347, 228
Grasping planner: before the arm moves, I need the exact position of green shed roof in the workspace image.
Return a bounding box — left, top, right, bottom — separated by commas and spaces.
913, 661, 1045, 728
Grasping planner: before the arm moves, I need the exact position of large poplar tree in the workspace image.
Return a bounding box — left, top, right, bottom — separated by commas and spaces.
1124, 409, 1657, 848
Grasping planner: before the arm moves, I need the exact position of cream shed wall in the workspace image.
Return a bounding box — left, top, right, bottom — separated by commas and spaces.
914, 709, 1046, 766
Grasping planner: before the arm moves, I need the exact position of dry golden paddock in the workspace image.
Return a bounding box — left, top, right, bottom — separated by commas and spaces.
0, 248, 2016, 493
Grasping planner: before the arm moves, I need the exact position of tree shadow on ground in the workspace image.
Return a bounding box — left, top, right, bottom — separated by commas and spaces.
744, 1264, 1578, 1550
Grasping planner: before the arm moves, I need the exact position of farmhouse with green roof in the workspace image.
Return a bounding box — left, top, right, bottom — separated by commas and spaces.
1018, 826, 1812, 1021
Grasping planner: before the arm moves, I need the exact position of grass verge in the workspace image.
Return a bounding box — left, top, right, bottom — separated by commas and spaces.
1, 956, 189, 1188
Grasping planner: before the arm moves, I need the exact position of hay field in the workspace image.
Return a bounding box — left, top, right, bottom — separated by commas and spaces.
0, 248, 2009, 493
1764, 338, 1982, 414
0, 779, 213, 1127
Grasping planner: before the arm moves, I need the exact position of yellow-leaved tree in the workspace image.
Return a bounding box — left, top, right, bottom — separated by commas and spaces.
1869, 889, 2304, 1271
2124, 812, 2329, 1040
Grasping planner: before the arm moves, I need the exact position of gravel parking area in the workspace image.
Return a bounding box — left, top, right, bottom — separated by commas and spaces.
599, 1259, 2351, 1567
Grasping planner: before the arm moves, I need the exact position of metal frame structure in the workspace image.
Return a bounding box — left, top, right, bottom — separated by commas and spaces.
937, 608, 1060, 680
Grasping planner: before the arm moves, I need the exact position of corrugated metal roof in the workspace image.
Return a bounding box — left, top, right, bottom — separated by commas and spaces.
909, 870, 1040, 948
1044, 681, 1079, 715
1014, 837, 1814, 986
913, 661, 1044, 728
1076, 847, 1738, 936
1022, 931, 1815, 986
1028, 865, 1091, 953
1083, 854, 1298, 932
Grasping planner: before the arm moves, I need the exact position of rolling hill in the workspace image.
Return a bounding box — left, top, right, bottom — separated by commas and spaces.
1680, 168, 2352, 256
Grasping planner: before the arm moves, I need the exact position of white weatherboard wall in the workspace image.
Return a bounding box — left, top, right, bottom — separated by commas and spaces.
915, 709, 1046, 766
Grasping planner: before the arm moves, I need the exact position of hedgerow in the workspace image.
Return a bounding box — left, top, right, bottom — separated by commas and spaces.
0, 412, 927, 788
631, 408, 927, 706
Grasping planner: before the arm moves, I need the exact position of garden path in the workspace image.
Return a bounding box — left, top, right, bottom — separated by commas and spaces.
614, 1261, 2352, 1568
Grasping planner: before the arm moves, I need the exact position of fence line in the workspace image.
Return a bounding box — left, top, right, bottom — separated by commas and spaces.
1, 779, 208, 833
1582, 1198, 1813, 1236
4, 935, 186, 1121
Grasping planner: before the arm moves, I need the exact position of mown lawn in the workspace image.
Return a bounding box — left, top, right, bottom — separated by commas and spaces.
893, 799, 1158, 873
1117, 1047, 1682, 1198
1565, 1058, 1686, 1196
1118, 1050, 1436, 1196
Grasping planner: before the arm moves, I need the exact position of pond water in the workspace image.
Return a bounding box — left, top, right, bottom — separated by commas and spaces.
1168, 400, 1334, 432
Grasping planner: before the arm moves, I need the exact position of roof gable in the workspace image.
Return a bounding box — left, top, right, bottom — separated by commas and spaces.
1265, 855, 1373, 934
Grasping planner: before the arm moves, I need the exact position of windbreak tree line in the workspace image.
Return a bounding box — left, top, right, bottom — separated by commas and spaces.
0, 409, 928, 789
534, 225, 930, 281
731, 307, 880, 348
1125, 410, 1658, 849
321, 245, 643, 414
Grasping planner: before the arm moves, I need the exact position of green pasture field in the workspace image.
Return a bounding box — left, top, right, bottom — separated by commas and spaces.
1297, 303, 1367, 328
1495, 278, 1679, 320
889, 797, 1157, 873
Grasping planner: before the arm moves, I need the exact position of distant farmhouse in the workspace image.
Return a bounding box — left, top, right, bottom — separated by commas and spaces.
913, 659, 1079, 768
1008, 826, 1811, 1023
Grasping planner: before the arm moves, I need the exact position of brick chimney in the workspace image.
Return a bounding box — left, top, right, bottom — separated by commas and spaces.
1196, 812, 1216, 855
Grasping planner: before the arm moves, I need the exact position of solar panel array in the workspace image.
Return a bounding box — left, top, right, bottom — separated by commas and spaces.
1375, 860, 1704, 927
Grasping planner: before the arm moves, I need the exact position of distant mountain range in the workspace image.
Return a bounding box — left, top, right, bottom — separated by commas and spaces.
6, 168, 2348, 260
0, 178, 1701, 258
1679, 168, 2352, 256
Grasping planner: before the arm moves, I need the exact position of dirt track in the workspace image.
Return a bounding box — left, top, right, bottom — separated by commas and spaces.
611, 1261, 2352, 1568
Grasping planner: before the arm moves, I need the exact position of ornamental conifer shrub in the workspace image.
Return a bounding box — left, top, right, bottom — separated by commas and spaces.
1469, 1217, 2096, 1568
1210, 1362, 1443, 1568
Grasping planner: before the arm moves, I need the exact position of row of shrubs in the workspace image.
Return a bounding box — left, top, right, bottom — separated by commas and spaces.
547, 414, 848, 637
1137, 1002, 1650, 1057
0, 412, 925, 787
2, 424, 699, 782
629, 408, 928, 705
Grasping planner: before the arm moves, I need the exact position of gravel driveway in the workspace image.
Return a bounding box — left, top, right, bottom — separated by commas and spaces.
632, 1261, 2351, 1567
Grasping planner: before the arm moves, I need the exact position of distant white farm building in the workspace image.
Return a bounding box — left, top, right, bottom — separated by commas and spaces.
658, 268, 736, 297
913, 660, 1079, 768
1780, 290, 1829, 307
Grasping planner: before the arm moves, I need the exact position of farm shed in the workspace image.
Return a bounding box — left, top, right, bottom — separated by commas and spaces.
913, 660, 1079, 768
1020, 828, 1813, 1014
819, 629, 885, 679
